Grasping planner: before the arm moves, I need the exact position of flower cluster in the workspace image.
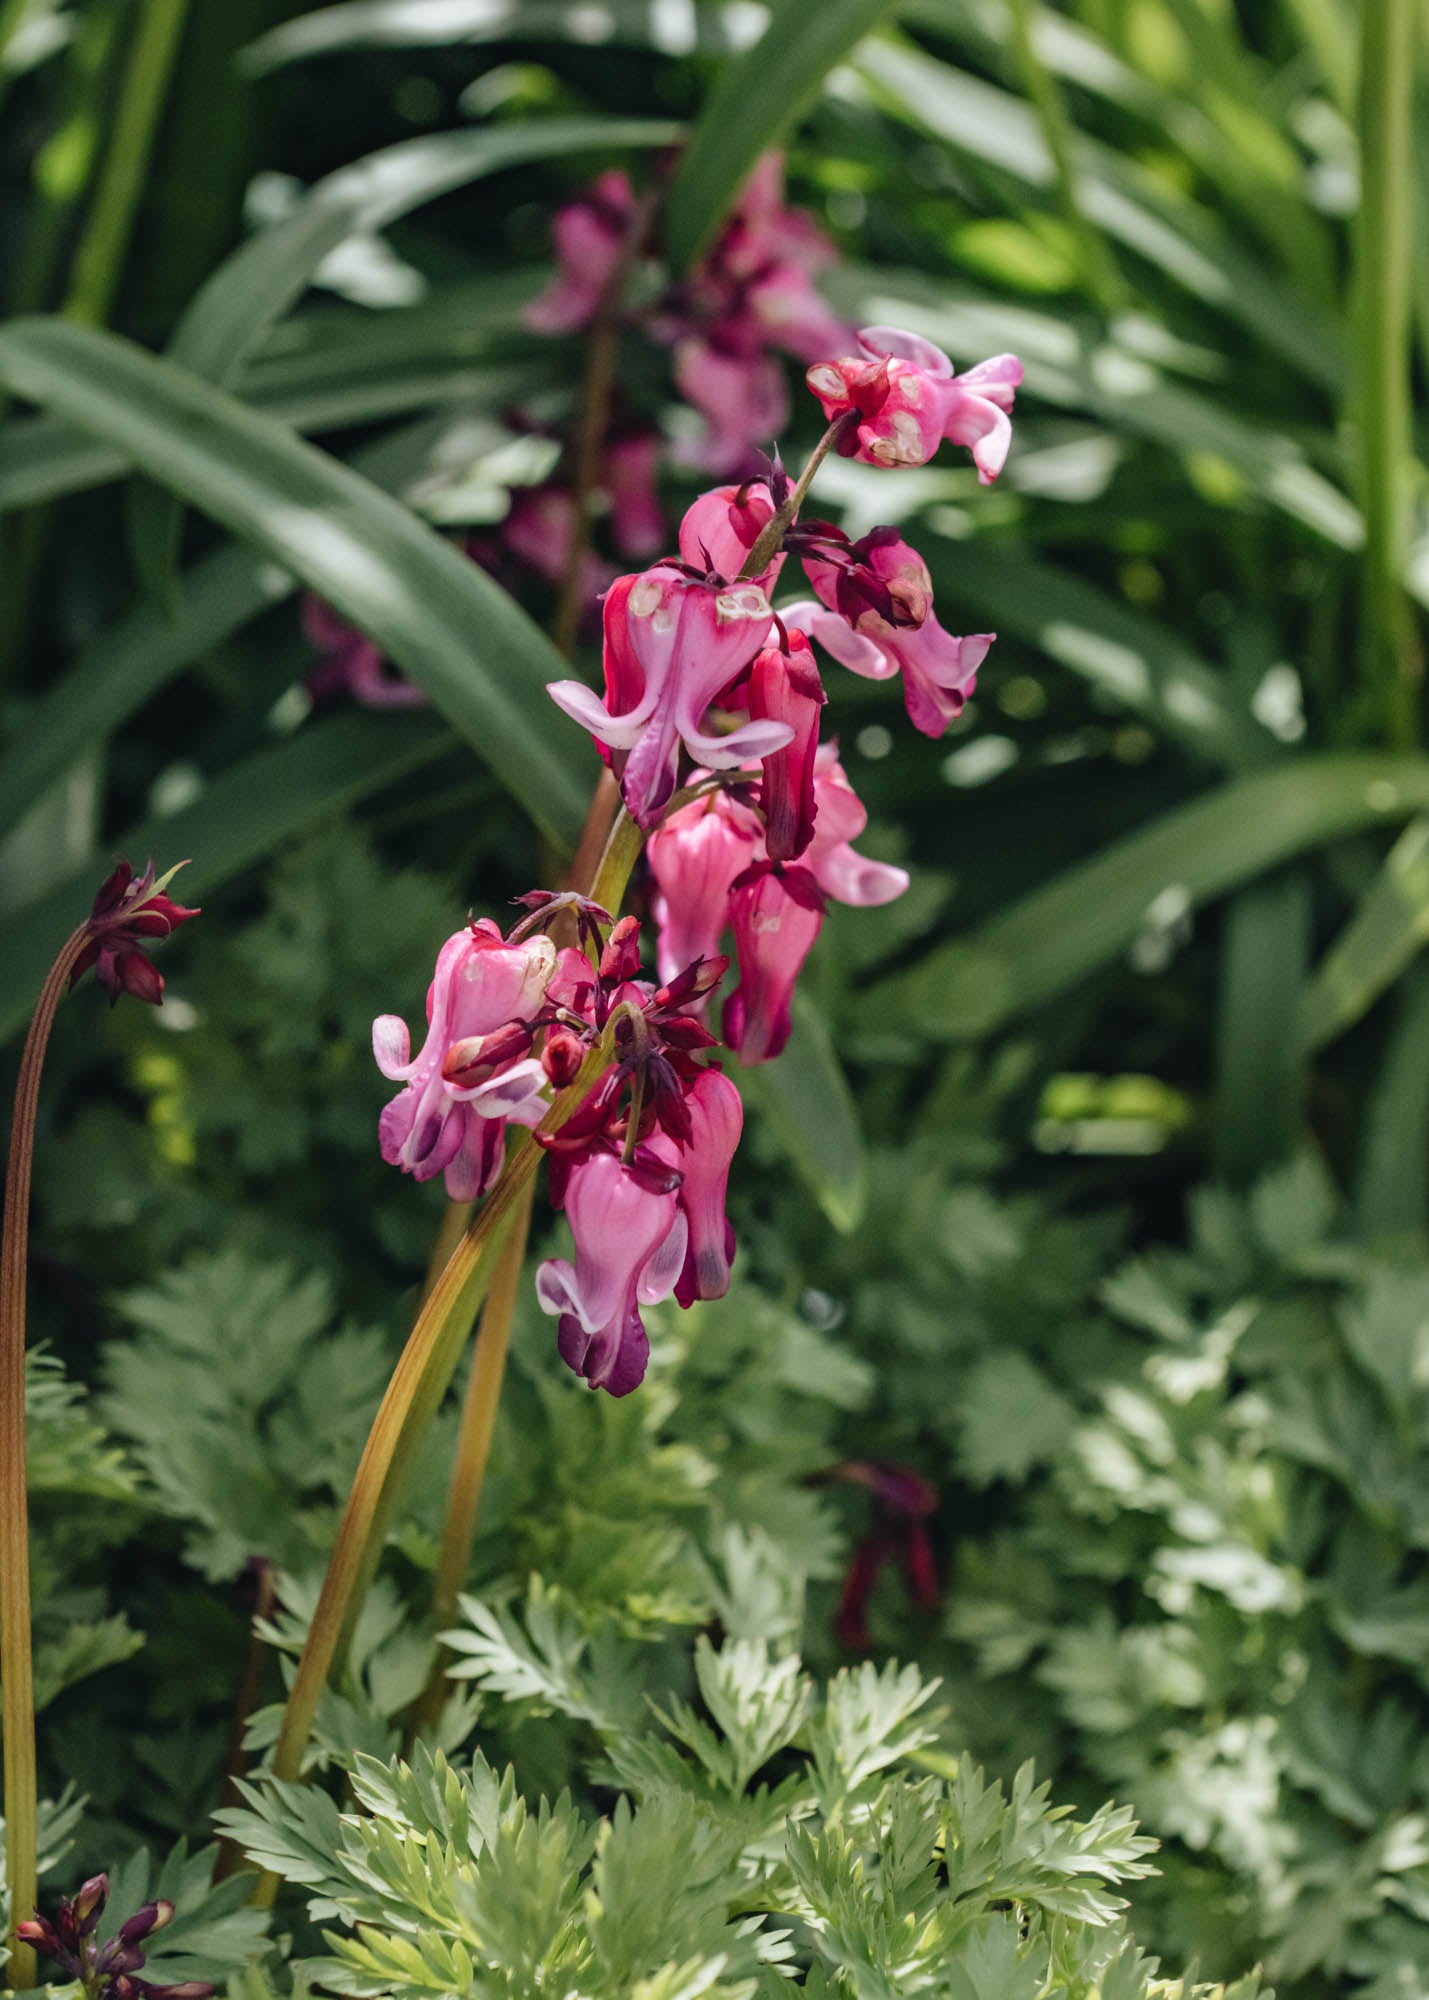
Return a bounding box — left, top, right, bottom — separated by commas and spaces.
16, 1874, 211, 2000
528, 153, 849, 475
375, 897, 741, 1394
374, 259, 1019, 1397
72, 859, 199, 1007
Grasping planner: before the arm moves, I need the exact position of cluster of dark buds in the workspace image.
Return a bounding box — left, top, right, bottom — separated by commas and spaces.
829, 1461, 939, 1651
15, 1875, 211, 2000
71, 860, 200, 1007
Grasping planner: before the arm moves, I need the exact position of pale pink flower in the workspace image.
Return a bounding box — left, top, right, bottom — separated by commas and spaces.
677, 479, 783, 591
536, 1150, 687, 1395
605, 434, 666, 559
806, 326, 1021, 480
648, 790, 762, 987
805, 745, 910, 905
374, 921, 554, 1200
674, 337, 789, 474
546, 566, 785, 826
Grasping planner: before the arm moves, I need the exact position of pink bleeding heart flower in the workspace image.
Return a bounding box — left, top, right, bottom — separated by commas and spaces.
525, 168, 636, 334
647, 789, 763, 987
374, 921, 555, 1201
667, 1067, 743, 1306
789, 534, 993, 738
806, 326, 1021, 481
674, 337, 789, 475
302, 596, 426, 709
546, 566, 785, 827
536, 1149, 688, 1395
748, 632, 825, 862
605, 433, 666, 559
805, 745, 910, 905
723, 863, 825, 1066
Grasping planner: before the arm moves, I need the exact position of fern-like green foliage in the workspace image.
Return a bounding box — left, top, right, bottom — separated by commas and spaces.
223, 1605, 1254, 2000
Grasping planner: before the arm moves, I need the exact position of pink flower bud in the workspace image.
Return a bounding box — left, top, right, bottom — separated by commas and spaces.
748, 634, 825, 861
678, 480, 783, 590
668, 1069, 743, 1306
723, 865, 825, 1066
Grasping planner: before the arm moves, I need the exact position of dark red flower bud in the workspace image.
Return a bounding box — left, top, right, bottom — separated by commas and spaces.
541, 1028, 587, 1087
117, 1902, 174, 1948
111, 949, 165, 1007
74, 1875, 109, 1934
14, 1917, 62, 1958
442, 1021, 534, 1088
599, 915, 643, 985
653, 955, 729, 1011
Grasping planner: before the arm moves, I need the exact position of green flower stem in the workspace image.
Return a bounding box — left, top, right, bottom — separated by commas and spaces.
740, 411, 857, 580
1354, 0, 1420, 747
63, 0, 191, 327
2, 925, 87, 1990
254, 807, 647, 1904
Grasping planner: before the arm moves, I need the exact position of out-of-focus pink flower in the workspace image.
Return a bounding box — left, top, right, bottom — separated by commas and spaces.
374, 921, 555, 1201
805, 745, 910, 905
748, 633, 824, 861
525, 168, 636, 334
806, 326, 1021, 480
536, 1148, 687, 1395
677, 479, 783, 591
745, 264, 850, 365
546, 566, 784, 826
723, 863, 825, 1065
674, 337, 789, 475
501, 484, 617, 604
302, 596, 426, 709
72, 859, 199, 1008
831, 1461, 939, 1650
605, 434, 666, 559
666, 1067, 743, 1306
789, 534, 993, 738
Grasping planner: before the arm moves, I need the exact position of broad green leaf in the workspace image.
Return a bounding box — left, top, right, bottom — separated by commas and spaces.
664, 0, 897, 273
0, 318, 590, 846
857, 38, 1343, 390
875, 757, 1429, 1039
1298, 817, 1429, 1052
133, 117, 677, 592
922, 538, 1271, 768
241, 0, 767, 74
0, 411, 480, 838
0, 712, 450, 1045
1214, 869, 1311, 1182
741, 991, 866, 1231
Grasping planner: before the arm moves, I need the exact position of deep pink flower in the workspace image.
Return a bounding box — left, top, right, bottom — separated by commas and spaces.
789, 535, 993, 738
606, 434, 666, 559
302, 596, 426, 709
546, 566, 785, 826
748, 634, 825, 861
525, 168, 636, 333
677, 479, 782, 588
71, 859, 200, 1007
745, 263, 850, 365
374, 921, 555, 1201
723, 864, 825, 1066
500, 485, 618, 605
806, 326, 1021, 480
668, 1067, 743, 1306
536, 1149, 687, 1395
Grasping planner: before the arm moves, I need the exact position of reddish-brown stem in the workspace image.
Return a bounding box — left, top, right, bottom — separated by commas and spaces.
2, 925, 88, 1988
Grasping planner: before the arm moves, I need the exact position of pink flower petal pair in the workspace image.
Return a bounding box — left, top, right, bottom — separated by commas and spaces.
807, 326, 1021, 482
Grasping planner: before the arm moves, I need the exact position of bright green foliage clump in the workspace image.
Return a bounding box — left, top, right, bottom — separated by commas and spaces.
223, 1605, 1254, 2000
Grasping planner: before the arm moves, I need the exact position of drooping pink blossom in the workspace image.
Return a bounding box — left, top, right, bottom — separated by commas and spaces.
722, 863, 825, 1065
546, 566, 785, 826
667, 1067, 743, 1306
500, 484, 618, 605
805, 745, 910, 905
806, 326, 1021, 481
373, 921, 555, 1201
302, 596, 426, 709
525, 168, 636, 334
673, 337, 789, 475
748, 634, 824, 861
648, 789, 763, 987
605, 433, 666, 559
789, 534, 993, 738
536, 1148, 687, 1395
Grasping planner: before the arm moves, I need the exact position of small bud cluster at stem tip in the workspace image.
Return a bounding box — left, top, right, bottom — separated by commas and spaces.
373, 297, 1019, 1398
15, 1874, 211, 2000
72, 860, 200, 1007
